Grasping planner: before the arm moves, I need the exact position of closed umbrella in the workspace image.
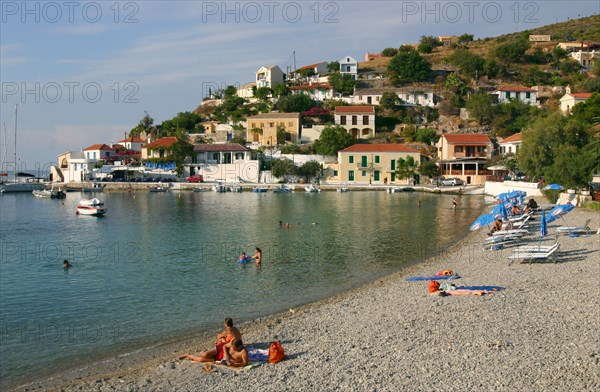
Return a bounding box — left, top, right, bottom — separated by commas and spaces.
540, 210, 547, 238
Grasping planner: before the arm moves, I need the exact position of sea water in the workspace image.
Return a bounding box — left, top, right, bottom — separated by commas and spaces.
0, 190, 486, 387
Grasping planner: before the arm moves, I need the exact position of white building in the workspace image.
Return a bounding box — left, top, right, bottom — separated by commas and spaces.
339, 55, 358, 80
189, 143, 259, 183
289, 83, 335, 101
492, 85, 539, 106
570, 50, 599, 70
56, 150, 98, 182
349, 88, 437, 107
498, 133, 522, 155
559, 91, 593, 115
256, 65, 285, 89
116, 137, 145, 152
236, 82, 256, 98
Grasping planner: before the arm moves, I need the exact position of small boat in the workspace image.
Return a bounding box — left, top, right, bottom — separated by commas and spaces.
32, 187, 66, 199
79, 197, 104, 206
231, 184, 243, 192
193, 187, 209, 192
253, 187, 268, 193
212, 183, 229, 192
402, 187, 415, 192
337, 186, 349, 193
304, 184, 321, 193
76, 205, 107, 216
149, 184, 169, 192
273, 184, 293, 193
387, 187, 402, 193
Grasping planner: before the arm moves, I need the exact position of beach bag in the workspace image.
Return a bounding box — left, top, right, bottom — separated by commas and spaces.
268, 341, 286, 364
428, 280, 440, 293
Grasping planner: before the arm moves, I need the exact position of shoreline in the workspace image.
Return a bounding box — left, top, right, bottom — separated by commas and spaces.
9, 206, 600, 391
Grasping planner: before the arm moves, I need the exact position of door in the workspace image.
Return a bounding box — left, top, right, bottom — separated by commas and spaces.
367, 96, 372, 104
348, 170, 354, 181
374, 170, 380, 182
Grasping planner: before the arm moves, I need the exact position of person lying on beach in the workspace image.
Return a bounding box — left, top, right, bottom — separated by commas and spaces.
179, 318, 242, 363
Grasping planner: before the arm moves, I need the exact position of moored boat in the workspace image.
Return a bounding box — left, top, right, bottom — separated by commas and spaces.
253, 186, 268, 193
304, 184, 321, 193
76, 205, 107, 216
273, 184, 293, 193
79, 197, 104, 206
32, 187, 66, 198
149, 184, 169, 192
337, 186, 349, 193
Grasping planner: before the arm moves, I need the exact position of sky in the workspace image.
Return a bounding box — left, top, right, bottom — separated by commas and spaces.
1, 0, 598, 170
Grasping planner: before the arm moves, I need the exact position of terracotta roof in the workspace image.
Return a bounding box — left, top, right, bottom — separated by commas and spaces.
443, 134, 492, 145
569, 92, 593, 99
496, 85, 535, 92
298, 62, 326, 71
335, 106, 375, 114
117, 137, 145, 143
340, 144, 421, 153
247, 112, 300, 119
143, 137, 180, 149
193, 143, 249, 152
83, 144, 117, 151
499, 133, 522, 144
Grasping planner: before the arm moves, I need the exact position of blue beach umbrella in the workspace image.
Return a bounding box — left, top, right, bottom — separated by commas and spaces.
496, 192, 510, 201
545, 204, 575, 224
490, 202, 509, 220
540, 210, 547, 238
507, 190, 522, 199
470, 213, 497, 231
543, 184, 564, 191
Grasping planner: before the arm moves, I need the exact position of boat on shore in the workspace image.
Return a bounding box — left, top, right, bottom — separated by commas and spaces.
149, 183, 169, 192
273, 184, 293, 193
387, 186, 402, 193
337, 186, 349, 193
305, 184, 321, 193
212, 183, 229, 192
253, 186, 268, 193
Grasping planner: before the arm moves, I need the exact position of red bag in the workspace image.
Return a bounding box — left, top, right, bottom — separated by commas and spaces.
268, 341, 285, 364
428, 280, 440, 293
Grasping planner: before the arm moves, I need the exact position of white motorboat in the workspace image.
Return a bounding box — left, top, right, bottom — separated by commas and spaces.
305, 184, 321, 193
79, 198, 104, 206
387, 186, 402, 193
212, 183, 229, 192
76, 205, 107, 216
337, 186, 349, 193
32, 187, 66, 199
149, 183, 169, 192
253, 186, 268, 193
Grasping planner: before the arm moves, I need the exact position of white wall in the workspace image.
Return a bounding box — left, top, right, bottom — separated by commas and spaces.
484, 181, 543, 197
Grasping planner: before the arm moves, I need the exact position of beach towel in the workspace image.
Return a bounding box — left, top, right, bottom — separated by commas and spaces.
430, 289, 493, 296
406, 275, 460, 281
456, 285, 505, 291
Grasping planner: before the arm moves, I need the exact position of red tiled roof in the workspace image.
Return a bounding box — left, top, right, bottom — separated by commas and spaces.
335, 106, 375, 114
298, 62, 326, 71
499, 133, 522, 143
443, 134, 492, 144
118, 137, 146, 143
496, 85, 535, 92
193, 143, 249, 152
143, 137, 180, 149
83, 143, 117, 151
569, 93, 593, 99
340, 144, 421, 153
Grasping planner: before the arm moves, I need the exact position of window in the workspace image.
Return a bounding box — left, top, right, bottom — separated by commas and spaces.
362, 171, 366, 177
391, 159, 396, 170
269, 122, 274, 127
376, 96, 380, 102
363, 116, 369, 125
340, 116, 346, 125
260, 123, 264, 127
333, 170, 338, 176
359, 95, 362, 100
477, 146, 486, 153
454, 146, 463, 153
375, 156, 380, 164
525, 92, 531, 99
235, 152, 245, 160
352, 116, 357, 125
212, 152, 220, 163
251, 122, 255, 128
349, 155, 354, 164
505, 92, 511, 99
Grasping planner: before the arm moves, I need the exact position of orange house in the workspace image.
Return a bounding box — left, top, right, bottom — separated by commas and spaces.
436, 133, 493, 185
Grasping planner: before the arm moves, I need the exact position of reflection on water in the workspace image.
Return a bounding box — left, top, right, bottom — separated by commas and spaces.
0, 191, 486, 387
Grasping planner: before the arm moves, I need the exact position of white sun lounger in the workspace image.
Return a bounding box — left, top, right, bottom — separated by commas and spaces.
555, 219, 592, 235
508, 244, 560, 263
512, 242, 559, 254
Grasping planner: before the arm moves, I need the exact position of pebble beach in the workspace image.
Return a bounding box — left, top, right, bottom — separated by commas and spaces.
12, 205, 600, 392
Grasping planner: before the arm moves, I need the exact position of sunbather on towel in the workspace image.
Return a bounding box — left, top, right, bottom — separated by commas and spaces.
222, 338, 249, 367
179, 317, 242, 363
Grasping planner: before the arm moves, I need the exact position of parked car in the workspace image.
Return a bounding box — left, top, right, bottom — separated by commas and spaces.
186, 174, 204, 183
440, 178, 464, 186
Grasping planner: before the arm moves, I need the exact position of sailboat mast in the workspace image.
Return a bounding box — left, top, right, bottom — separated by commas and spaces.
13, 104, 17, 181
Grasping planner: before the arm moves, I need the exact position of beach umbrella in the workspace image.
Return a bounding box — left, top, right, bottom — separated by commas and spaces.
470, 213, 497, 231
507, 190, 522, 199
496, 192, 510, 201
544, 204, 575, 224
540, 210, 547, 238
543, 184, 564, 191
491, 202, 509, 221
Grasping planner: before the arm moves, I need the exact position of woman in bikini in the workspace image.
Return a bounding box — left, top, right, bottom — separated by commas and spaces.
252, 247, 262, 266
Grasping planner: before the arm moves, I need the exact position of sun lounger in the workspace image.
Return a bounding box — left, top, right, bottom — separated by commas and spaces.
555, 219, 592, 235
512, 242, 559, 254
490, 229, 529, 237
508, 244, 560, 263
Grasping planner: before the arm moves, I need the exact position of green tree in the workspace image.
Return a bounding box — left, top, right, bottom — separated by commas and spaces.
419, 161, 439, 178
559, 60, 582, 75
415, 128, 438, 145
223, 85, 238, 98
380, 92, 401, 111
394, 155, 418, 181
466, 92, 494, 124
273, 84, 291, 98
444, 73, 468, 108
298, 160, 321, 181
281, 143, 301, 154
382, 47, 398, 57
313, 125, 354, 155
418, 43, 432, 54
254, 87, 272, 100
446, 49, 484, 79
275, 94, 315, 113
570, 93, 600, 125
419, 35, 441, 48
328, 73, 356, 96
327, 61, 340, 72
458, 33, 474, 44
276, 124, 287, 145
493, 38, 530, 63
402, 125, 417, 142
492, 99, 542, 137
271, 158, 297, 179
387, 50, 431, 85
130, 112, 155, 138
483, 58, 502, 78
550, 46, 568, 66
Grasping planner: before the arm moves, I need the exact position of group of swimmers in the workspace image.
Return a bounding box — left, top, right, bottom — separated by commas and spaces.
239, 248, 261, 266
179, 317, 249, 370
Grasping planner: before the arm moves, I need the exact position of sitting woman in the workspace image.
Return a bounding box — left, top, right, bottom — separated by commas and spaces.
523, 198, 538, 213
489, 219, 504, 235
179, 318, 242, 363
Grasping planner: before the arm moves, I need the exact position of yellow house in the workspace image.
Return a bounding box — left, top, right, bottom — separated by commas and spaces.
246, 112, 301, 145
436, 133, 493, 185
337, 144, 422, 184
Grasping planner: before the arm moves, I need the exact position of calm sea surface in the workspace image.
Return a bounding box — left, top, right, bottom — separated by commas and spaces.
0, 190, 486, 387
